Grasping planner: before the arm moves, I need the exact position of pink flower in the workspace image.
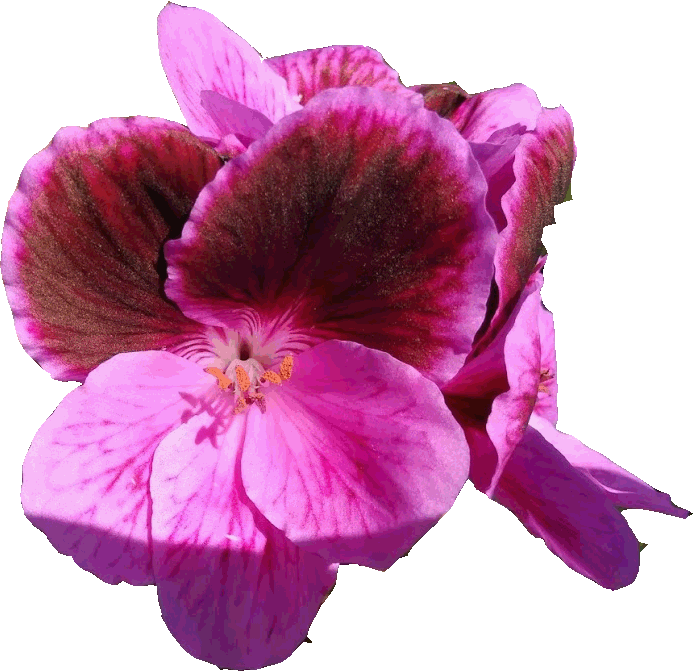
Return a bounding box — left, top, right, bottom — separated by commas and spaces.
444, 261, 691, 589
4, 77, 499, 665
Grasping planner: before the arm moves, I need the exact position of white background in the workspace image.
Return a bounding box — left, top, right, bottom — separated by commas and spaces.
1, 1, 691, 669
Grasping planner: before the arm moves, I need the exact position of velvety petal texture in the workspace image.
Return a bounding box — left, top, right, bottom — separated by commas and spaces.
241, 340, 470, 570
21, 351, 214, 585
494, 425, 641, 590
529, 415, 691, 519
165, 86, 497, 385
2, 116, 221, 381
158, 3, 301, 141
266, 45, 414, 105
151, 413, 337, 669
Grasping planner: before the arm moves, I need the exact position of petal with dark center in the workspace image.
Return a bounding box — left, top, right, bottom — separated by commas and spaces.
165, 87, 496, 385
241, 340, 469, 570
494, 425, 641, 590
157, 3, 301, 140
2, 116, 222, 381
21, 351, 213, 585
449, 83, 542, 142
151, 412, 337, 669
492, 107, 575, 329
529, 414, 691, 519
266, 45, 415, 105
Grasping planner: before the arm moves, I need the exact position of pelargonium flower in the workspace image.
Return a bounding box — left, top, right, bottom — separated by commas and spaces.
3, 81, 503, 667
443, 261, 691, 589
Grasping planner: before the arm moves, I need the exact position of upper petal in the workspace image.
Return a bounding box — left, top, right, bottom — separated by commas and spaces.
157, 3, 301, 140
165, 86, 497, 385
2, 116, 221, 381
529, 414, 691, 519
241, 340, 470, 570
21, 350, 213, 585
266, 45, 416, 105
150, 412, 337, 669
494, 425, 641, 589
450, 84, 542, 143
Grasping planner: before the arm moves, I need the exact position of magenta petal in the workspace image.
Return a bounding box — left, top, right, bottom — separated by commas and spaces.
241, 340, 469, 570
150, 413, 337, 669
199, 90, 273, 146
166, 86, 496, 385
529, 414, 691, 519
493, 107, 575, 324
444, 267, 544, 493
495, 425, 641, 590
157, 3, 300, 140
2, 116, 221, 381
266, 45, 414, 105
21, 351, 212, 585
534, 307, 559, 425
450, 84, 542, 142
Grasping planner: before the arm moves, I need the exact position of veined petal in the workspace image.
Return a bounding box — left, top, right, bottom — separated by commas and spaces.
529, 414, 691, 519
21, 351, 213, 585
492, 106, 574, 329
494, 425, 640, 590
157, 3, 301, 140
266, 45, 415, 105
449, 83, 542, 142
444, 267, 544, 493
151, 413, 337, 669
199, 90, 273, 146
2, 116, 221, 381
166, 86, 496, 385
534, 307, 558, 425
241, 340, 470, 570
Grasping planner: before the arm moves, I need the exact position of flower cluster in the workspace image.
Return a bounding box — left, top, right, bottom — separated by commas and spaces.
2, 4, 688, 669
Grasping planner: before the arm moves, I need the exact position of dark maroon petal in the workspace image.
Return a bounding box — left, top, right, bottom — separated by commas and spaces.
266, 45, 416, 105
2, 117, 222, 381
409, 82, 469, 118
166, 87, 497, 385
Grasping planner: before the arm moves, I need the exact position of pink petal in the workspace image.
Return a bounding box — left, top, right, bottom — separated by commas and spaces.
494, 425, 641, 589
199, 90, 273, 146
241, 340, 470, 570
534, 307, 559, 425
2, 116, 221, 382
492, 106, 575, 328
150, 413, 337, 669
157, 3, 300, 140
266, 45, 414, 105
450, 83, 542, 142
529, 414, 691, 519
165, 86, 496, 386
444, 266, 544, 493
21, 351, 212, 585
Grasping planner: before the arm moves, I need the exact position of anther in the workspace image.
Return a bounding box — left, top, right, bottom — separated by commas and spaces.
235, 366, 251, 392
279, 355, 294, 381
261, 370, 282, 385
205, 367, 233, 390
234, 396, 248, 414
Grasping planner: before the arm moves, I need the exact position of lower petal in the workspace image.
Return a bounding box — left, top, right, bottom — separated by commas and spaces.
241, 340, 470, 570
529, 414, 690, 518
150, 413, 337, 669
494, 425, 640, 589
21, 351, 212, 585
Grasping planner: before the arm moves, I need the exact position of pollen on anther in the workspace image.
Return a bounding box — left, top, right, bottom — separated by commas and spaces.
279, 355, 294, 381
262, 370, 283, 385
204, 367, 233, 390
234, 396, 248, 414
235, 366, 251, 392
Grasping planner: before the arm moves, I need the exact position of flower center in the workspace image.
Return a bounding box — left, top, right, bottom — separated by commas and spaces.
205, 353, 294, 414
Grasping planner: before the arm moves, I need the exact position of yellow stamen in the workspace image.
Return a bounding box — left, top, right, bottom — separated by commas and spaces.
279, 355, 294, 381
235, 366, 251, 392
261, 370, 282, 385
205, 366, 233, 390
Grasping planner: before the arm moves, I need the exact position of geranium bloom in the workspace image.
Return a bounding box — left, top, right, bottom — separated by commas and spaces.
4, 79, 501, 666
